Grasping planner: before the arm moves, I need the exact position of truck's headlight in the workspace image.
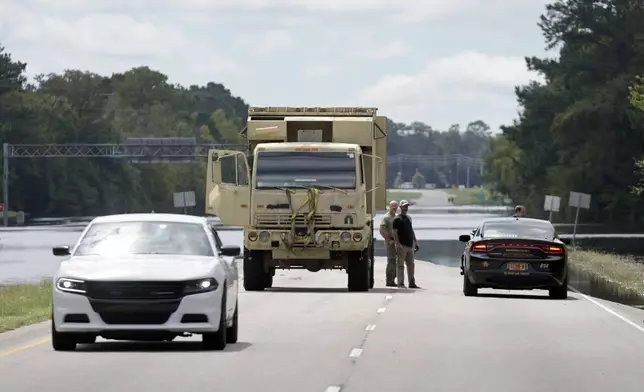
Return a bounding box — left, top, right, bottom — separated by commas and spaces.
340, 232, 351, 242
56, 278, 87, 294
184, 278, 218, 295
259, 231, 270, 241
352, 233, 363, 242
248, 231, 258, 241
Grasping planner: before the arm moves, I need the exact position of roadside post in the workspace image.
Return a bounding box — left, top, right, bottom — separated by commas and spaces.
543, 195, 561, 222
568, 191, 591, 248
173, 191, 196, 214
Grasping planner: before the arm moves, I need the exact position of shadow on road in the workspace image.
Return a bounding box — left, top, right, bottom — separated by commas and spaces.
77, 341, 252, 352
475, 292, 579, 301
263, 287, 414, 294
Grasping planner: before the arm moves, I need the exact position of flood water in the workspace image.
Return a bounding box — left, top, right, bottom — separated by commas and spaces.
1, 207, 643, 306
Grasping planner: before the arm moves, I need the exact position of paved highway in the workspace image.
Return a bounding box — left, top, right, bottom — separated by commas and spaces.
1, 258, 644, 391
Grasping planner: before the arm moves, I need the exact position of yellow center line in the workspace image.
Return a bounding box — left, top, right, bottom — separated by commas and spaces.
0, 337, 51, 358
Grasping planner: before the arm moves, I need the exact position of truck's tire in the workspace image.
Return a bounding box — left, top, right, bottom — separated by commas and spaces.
243, 248, 266, 291
348, 250, 370, 292
368, 238, 375, 289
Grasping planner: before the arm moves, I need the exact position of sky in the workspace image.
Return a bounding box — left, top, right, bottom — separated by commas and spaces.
0, 0, 554, 132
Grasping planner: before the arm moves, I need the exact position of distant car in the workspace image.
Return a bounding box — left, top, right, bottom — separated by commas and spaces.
51, 213, 241, 351
458, 217, 571, 299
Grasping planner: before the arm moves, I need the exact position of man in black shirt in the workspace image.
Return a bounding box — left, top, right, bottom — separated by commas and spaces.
512, 205, 525, 217
392, 200, 420, 289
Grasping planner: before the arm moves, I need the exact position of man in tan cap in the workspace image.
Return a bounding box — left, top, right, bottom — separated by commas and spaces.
379, 200, 399, 287
392, 200, 420, 289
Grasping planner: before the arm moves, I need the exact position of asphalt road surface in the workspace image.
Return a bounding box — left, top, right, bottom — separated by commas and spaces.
1, 258, 644, 391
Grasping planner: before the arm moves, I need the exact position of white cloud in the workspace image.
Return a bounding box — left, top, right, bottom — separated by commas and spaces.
319, 29, 410, 60
1, 5, 239, 79
9, 14, 185, 57
353, 41, 410, 60
0, 1, 550, 127
355, 51, 544, 130
22, 0, 520, 24
302, 63, 338, 77
234, 29, 295, 56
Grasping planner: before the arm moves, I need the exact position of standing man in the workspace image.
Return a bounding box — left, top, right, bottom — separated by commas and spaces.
392, 200, 420, 289
379, 200, 399, 287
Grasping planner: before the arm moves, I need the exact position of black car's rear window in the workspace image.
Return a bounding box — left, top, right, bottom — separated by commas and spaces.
483, 221, 555, 239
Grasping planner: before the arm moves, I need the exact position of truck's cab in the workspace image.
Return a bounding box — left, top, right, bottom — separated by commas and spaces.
206, 107, 387, 292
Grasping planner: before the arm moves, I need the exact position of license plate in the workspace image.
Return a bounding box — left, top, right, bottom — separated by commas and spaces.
507, 262, 528, 271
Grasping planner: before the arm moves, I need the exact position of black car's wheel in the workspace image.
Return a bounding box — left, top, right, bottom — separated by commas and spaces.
549, 280, 568, 299
51, 320, 77, 351
226, 299, 238, 344
463, 272, 478, 297
202, 289, 227, 350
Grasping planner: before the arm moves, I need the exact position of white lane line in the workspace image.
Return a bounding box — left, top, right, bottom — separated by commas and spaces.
385, 295, 393, 300
325, 387, 341, 392
365, 324, 376, 331
572, 288, 644, 333
377, 307, 386, 313
349, 348, 363, 358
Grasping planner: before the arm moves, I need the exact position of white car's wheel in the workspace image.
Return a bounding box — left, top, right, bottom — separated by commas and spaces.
202, 289, 227, 350
51, 319, 77, 351
226, 299, 238, 344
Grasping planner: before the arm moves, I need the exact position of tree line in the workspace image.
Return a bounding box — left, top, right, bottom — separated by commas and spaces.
483, 0, 644, 222
0, 44, 491, 218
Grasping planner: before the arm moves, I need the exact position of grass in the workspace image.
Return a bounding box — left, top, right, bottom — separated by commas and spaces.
386, 190, 422, 204
570, 250, 644, 301
446, 187, 494, 205
0, 281, 52, 333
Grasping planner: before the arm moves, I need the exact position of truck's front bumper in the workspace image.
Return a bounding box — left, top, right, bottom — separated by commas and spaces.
244, 228, 370, 252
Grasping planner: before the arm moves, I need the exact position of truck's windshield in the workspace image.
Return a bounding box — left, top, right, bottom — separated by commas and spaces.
255, 151, 357, 189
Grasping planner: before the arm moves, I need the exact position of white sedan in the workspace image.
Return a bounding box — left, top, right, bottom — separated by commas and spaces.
51, 213, 241, 351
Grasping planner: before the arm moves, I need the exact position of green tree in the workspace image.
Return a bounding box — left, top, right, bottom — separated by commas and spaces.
484, 0, 644, 222
411, 168, 425, 189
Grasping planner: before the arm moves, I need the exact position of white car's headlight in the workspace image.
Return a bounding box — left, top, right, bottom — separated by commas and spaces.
184, 278, 218, 295
56, 278, 87, 294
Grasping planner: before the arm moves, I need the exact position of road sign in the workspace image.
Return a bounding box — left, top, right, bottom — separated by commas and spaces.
568, 191, 591, 209
568, 191, 592, 247
173, 191, 196, 212
544, 195, 561, 212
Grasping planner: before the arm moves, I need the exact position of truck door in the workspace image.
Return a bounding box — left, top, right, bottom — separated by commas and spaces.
205, 150, 251, 227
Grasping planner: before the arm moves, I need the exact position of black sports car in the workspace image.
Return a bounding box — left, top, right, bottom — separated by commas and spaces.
458, 217, 571, 299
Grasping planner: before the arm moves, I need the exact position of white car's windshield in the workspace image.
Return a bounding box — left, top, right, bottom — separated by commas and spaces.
74, 221, 214, 257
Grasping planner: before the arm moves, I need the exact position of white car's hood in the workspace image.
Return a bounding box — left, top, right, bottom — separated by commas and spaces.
57, 255, 220, 281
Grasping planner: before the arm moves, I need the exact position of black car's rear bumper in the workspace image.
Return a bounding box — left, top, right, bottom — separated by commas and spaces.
467, 269, 566, 290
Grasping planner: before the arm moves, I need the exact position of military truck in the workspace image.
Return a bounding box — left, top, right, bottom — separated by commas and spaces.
205, 107, 387, 292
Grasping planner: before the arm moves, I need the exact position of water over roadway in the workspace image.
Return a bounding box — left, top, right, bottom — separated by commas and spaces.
0, 207, 507, 284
